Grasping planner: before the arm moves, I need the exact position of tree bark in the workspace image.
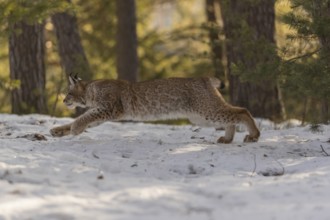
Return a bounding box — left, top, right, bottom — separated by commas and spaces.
116, 0, 139, 82
321, 101, 329, 124
52, 8, 92, 81
205, 0, 225, 80
316, 1, 330, 124
219, 0, 285, 121
52, 2, 92, 116
9, 21, 47, 114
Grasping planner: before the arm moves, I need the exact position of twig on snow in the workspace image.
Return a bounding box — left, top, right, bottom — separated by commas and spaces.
92, 151, 100, 159
250, 153, 257, 177
320, 145, 330, 157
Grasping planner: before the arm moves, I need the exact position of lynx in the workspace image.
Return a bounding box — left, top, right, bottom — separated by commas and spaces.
50, 75, 260, 143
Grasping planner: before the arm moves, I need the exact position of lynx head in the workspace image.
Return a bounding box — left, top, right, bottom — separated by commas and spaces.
63, 74, 87, 109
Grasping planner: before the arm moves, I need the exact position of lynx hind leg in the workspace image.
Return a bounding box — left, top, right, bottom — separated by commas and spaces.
50, 123, 72, 137
236, 108, 260, 142
217, 125, 235, 144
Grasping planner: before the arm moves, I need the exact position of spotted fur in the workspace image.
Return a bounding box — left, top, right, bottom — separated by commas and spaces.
50, 76, 260, 143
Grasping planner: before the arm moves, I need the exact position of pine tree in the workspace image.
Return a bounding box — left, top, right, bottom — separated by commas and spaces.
51, 0, 93, 116
115, 0, 139, 82
219, 0, 285, 121
9, 21, 48, 114
52, 5, 92, 81
205, 0, 225, 80
281, 0, 330, 123
1, 0, 71, 114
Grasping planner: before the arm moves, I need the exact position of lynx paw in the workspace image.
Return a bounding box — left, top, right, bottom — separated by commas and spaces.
217, 136, 233, 144
50, 127, 70, 137
243, 135, 258, 143
70, 124, 85, 136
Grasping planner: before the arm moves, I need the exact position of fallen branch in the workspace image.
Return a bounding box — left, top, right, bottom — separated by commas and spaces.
320, 145, 330, 156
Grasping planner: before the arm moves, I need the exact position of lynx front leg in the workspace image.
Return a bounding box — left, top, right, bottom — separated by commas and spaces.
70, 107, 121, 136
50, 123, 72, 137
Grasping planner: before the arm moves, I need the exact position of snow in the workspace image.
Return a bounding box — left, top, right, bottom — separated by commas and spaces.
0, 114, 329, 220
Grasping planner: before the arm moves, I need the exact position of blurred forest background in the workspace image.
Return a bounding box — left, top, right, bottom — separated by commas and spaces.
0, 0, 329, 124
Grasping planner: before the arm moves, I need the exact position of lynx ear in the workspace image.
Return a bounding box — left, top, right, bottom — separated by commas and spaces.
69, 73, 82, 85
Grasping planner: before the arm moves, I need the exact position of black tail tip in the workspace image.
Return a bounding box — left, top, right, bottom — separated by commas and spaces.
220, 81, 225, 89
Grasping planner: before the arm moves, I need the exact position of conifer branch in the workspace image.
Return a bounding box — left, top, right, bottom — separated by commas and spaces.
284, 48, 322, 64
320, 145, 330, 157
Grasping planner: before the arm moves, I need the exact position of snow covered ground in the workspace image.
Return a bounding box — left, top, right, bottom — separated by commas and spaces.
0, 114, 329, 220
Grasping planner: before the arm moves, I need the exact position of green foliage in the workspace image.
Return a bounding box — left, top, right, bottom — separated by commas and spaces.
309, 123, 324, 134
280, 0, 330, 100
0, 34, 10, 112
280, 0, 330, 123
138, 26, 212, 80
0, 0, 215, 115
281, 56, 330, 99
231, 37, 280, 83
0, 0, 71, 114
74, 0, 116, 79
75, 0, 212, 81
0, 0, 71, 35
0, 0, 218, 116
221, 0, 280, 85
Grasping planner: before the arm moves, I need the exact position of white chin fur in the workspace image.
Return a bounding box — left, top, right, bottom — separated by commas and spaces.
66, 104, 76, 109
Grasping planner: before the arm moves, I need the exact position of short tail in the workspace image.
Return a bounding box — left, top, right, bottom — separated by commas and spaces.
209, 77, 225, 89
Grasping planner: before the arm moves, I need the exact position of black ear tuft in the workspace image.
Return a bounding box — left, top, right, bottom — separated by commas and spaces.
69, 73, 78, 85
69, 73, 82, 85
74, 73, 82, 81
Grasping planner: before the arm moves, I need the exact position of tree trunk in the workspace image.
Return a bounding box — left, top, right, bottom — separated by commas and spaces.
321, 100, 329, 124
205, 0, 225, 80
116, 0, 139, 82
219, 0, 285, 121
9, 21, 47, 114
52, 7, 92, 81
316, 1, 330, 124
52, 2, 92, 116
